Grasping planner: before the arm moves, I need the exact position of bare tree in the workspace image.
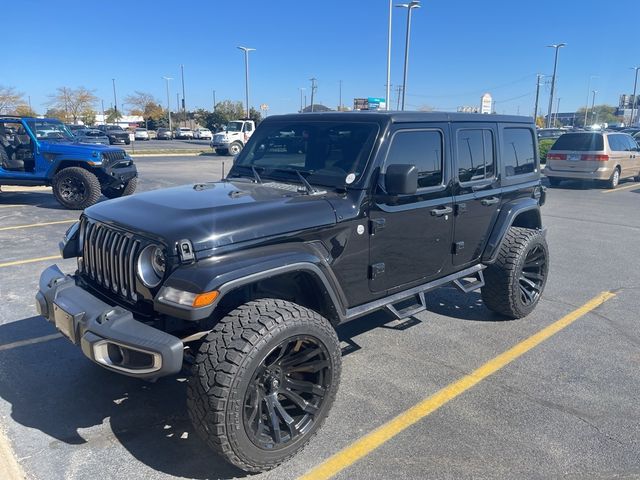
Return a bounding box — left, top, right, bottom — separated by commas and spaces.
124, 91, 159, 128
0, 85, 24, 114
48, 86, 98, 123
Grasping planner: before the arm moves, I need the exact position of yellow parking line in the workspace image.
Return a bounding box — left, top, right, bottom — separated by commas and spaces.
0, 205, 27, 209
0, 219, 76, 232
602, 183, 640, 193
0, 255, 61, 268
299, 291, 615, 480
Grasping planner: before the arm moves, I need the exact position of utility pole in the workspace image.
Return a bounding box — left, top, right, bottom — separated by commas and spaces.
309, 78, 317, 112
396, 85, 403, 110
212, 90, 216, 112
545, 43, 566, 128
338, 80, 342, 111
112, 78, 118, 118
162, 76, 173, 133
237, 46, 256, 119
630, 67, 640, 126
533, 74, 543, 124
591, 90, 598, 126
298, 88, 305, 112
386, 0, 392, 111
584, 76, 597, 127
180, 64, 186, 127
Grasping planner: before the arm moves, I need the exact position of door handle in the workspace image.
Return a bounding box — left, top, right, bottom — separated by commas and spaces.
481, 197, 499, 206
430, 206, 453, 217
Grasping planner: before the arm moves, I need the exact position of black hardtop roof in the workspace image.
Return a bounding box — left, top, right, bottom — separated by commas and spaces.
263, 111, 532, 125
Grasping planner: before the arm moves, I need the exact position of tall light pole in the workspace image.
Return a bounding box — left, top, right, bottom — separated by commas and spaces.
162, 76, 173, 133
396, 1, 421, 111
554, 97, 561, 126
338, 80, 343, 111
533, 74, 544, 124
591, 90, 598, 126
212, 89, 216, 111
545, 43, 565, 128
298, 88, 305, 112
386, 0, 393, 110
111, 78, 118, 120
237, 46, 255, 118
630, 67, 640, 126
584, 75, 598, 127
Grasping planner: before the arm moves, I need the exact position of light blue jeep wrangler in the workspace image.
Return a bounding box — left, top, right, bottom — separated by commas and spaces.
0, 116, 137, 209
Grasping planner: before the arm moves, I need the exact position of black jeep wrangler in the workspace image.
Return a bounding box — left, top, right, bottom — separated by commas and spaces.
36, 112, 548, 471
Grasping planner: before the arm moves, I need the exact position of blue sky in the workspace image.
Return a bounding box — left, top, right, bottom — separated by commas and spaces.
3, 0, 638, 117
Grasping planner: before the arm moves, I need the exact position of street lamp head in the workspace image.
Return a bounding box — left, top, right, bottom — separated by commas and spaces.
237, 46, 256, 52
546, 43, 566, 49
395, 0, 421, 8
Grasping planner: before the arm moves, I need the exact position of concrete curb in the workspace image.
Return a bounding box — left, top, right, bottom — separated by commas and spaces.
0, 427, 24, 480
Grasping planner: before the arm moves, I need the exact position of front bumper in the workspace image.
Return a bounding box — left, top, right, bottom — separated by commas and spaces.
36, 265, 183, 380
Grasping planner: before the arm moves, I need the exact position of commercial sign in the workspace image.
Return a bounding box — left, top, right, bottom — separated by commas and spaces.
353, 97, 387, 111
480, 93, 493, 114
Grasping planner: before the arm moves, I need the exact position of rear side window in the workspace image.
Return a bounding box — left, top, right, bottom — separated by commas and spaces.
551, 133, 604, 151
608, 134, 632, 151
502, 128, 536, 177
386, 130, 443, 188
457, 129, 494, 183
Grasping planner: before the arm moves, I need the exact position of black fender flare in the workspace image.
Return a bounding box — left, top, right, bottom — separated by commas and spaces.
482, 198, 542, 264
154, 243, 347, 322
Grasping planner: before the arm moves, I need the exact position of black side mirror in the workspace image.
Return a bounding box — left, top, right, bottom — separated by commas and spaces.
384, 164, 418, 195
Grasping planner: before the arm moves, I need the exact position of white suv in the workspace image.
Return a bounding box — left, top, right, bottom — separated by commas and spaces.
194, 128, 212, 140
174, 127, 194, 139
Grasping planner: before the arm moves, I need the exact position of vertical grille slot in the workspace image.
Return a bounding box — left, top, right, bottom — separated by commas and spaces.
80, 218, 140, 302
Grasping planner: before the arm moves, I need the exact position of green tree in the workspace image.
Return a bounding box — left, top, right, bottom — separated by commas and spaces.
81, 108, 97, 126
575, 105, 619, 127
124, 91, 164, 129
14, 104, 37, 117
104, 107, 122, 124
0, 85, 24, 114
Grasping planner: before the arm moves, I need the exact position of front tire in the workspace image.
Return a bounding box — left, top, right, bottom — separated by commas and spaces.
229, 142, 243, 156
187, 299, 341, 472
481, 227, 549, 319
102, 177, 138, 199
215, 148, 228, 156
52, 167, 102, 209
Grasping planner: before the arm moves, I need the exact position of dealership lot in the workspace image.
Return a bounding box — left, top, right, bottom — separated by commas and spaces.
1, 156, 639, 479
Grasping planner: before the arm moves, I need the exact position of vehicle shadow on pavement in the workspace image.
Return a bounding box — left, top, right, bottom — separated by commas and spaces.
0, 316, 246, 479
0, 191, 65, 210
423, 286, 507, 322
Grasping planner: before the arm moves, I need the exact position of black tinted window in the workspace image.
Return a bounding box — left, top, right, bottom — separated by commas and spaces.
608, 134, 630, 151
386, 130, 443, 188
503, 128, 536, 177
551, 133, 604, 151
457, 129, 494, 183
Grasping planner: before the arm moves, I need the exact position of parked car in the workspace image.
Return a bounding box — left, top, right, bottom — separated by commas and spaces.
157, 127, 173, 140
73, 128, 110, 145
147, 129, 157, 139
1, 116, 137, 209
537, 128, 565, 140
97, 124, 131, 145
545, 131, 640, 188
37, 111, 548, 472
193, 128, 212, 140
174, 127, 194, 139
134, 128, 150, 141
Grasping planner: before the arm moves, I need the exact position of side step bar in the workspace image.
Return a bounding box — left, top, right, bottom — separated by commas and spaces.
345, 264, 486, 322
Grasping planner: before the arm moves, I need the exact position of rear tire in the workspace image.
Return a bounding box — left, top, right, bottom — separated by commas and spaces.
52, 167, 102, 210
187, 299, 341, 472
481, 227, 549, 319
102, 177, 138, 199
605, 168, 620, 189
215, 149, 228, 156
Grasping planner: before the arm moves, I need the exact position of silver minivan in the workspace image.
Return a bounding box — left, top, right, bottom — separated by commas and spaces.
544, 132, 640, 188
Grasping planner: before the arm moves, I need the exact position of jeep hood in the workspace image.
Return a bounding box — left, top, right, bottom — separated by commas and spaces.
40, 141, 119, 155
85, 181, 338, 253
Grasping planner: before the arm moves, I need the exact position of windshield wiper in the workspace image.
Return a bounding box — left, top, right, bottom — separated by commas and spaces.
294, 170, 317, 195
251, 166, 263, 183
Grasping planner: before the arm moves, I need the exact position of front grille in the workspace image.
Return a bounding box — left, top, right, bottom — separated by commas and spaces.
103, 150, 126, 162
79, 219, 140, 301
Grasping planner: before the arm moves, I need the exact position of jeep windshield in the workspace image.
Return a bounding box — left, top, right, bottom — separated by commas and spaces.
231, 121, 378, 188
26, 120, 74, 141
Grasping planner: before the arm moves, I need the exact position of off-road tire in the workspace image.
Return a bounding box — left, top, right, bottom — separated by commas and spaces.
187, 299, 341, 472
52, 167, 101, 210
481, 227, 549, 319
229, 142, 243, 156
215, 148, 228, 156
605, 167, 620, 189
102, 177, 138, 199
547, 177, 562, 187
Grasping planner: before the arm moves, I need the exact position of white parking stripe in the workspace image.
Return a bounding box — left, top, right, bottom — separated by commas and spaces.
0, 333, 63, 352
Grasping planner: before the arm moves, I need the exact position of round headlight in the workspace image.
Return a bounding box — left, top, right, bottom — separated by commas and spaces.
137, 245, 166, 288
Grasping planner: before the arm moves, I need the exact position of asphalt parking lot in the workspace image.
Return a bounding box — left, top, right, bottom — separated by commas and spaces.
124, 139, 213, 152
1, 157, 639, 479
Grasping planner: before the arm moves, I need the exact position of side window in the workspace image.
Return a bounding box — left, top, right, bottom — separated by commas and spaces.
607, 135, 624, 151
502, 128, 536, 177
244, 122, 253, 132
386, 130, 443, 188
457, 129, 494, 183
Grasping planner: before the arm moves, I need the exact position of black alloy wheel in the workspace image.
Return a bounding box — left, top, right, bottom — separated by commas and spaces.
518, 244, 547, 306
52, 167, 102, 209
59, 176, 86, 203
243, 335, 332, 450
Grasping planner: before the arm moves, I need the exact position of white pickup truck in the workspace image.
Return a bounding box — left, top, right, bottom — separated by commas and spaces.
210, 120, 255, 156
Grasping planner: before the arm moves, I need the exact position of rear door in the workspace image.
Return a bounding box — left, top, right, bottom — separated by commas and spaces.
368, 124, 454, 293
451, 123, 501, 267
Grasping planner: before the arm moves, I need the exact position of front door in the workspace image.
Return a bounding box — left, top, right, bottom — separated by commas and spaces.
451, 123, 501, 267
0, 121, 36, 177
369, 125, 454, 293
